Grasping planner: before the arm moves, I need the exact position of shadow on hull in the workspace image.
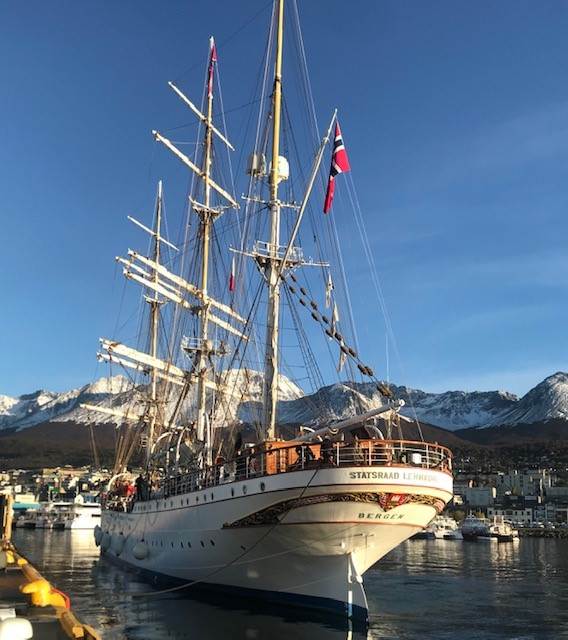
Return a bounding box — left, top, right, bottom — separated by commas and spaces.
98, 551, 370, 637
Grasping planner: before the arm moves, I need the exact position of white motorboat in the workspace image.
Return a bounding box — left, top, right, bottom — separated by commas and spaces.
432, 515, 462, 540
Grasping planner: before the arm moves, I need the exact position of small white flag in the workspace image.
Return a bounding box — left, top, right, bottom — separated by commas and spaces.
332, 302, 340, 329
325, 272, 334, 308
337, 347, 347, 373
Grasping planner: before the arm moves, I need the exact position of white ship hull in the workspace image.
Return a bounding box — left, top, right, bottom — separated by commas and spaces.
98, 465, 452, 620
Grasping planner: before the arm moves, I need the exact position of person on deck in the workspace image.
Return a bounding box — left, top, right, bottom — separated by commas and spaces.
135, 474, 146, 501
320, 435, 334, 466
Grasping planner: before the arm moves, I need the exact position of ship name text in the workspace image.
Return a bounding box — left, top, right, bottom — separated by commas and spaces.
358, 512, 404, 520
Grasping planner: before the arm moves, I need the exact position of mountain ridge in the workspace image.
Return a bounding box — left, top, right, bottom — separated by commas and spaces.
1, 371, 567, 433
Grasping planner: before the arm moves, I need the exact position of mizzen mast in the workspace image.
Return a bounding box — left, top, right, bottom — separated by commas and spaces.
262, 0, 285, 439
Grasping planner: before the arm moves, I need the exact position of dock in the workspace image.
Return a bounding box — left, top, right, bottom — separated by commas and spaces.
518, 527, 568, 539
0, 494, 101, 639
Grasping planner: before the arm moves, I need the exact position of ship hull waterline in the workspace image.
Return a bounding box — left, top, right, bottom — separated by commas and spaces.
98, 465, 453, 621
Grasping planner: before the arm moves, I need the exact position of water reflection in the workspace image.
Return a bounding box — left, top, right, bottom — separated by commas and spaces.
13, 530, 368, 640
11, 531, 568, 640
367, 539, 568, 640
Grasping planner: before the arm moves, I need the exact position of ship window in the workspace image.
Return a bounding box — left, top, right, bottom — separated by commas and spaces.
210, 540, 215, 546
231, 488, 235, 497
204, 494, 207, 501
200, 541, 205, 548
211, 493, 214, 500
196, 497, 199, 503
260, 482, 266, 492
171, 542, 174, 548
188, 541, 191, 548
161, 541, 163, 547
181, 542, 184, 548
242, 485, 248, 495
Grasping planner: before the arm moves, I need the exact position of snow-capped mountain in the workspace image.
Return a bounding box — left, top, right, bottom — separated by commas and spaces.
244, 382, 377, 426
481, 372, 568, 427
0, 376, 133, 431
0, 371, 303, 433
1, 372, 567, 433
270, 381, 518, 431
394, 386, 518, 430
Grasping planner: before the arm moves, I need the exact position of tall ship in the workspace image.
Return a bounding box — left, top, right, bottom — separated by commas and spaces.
87, 0, 453, 622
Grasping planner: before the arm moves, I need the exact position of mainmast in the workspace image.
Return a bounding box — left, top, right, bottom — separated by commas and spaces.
195, 36, 216, 467
147, 180, 163, 466
262, 0, 285, 439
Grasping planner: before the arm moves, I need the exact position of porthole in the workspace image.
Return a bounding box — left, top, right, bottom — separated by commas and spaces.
171, 542, 174, 548
231, 488, 235, 497
181, 542, 184, 548
211, 493, 214, 500
188, 541, 191, 548
200, 541, 205, 548
196, 496, 199, 503
210, 539, 215, 547
260, 482, 266, 492
242, 485, 248, 495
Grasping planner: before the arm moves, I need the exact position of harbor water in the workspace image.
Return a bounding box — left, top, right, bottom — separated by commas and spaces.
11, 530, 568, 639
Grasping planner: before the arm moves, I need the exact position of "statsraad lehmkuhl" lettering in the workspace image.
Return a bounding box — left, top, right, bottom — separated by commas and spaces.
349, 470, 436, 482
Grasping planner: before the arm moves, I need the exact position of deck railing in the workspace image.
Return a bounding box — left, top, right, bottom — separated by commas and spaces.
106, 439, 452, 510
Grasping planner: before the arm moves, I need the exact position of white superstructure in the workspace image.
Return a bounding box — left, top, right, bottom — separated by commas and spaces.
52, 497, 102, 531
432, 515, 462, 540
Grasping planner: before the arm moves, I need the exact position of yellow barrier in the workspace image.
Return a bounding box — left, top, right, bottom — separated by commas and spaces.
58, 608, 88, 639
1, 543, 102, 640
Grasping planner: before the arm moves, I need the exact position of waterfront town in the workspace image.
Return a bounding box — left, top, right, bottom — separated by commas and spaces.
2, 460, 568, 533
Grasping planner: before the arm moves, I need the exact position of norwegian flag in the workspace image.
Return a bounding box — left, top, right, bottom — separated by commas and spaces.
207, 37, 217, 99
323, 122, 350, 214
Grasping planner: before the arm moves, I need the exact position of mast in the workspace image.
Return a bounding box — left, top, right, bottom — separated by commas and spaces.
149, 39, 238, 467
262, 0, 285, 439
147, 179, 163, 467
196, 37, 216, 466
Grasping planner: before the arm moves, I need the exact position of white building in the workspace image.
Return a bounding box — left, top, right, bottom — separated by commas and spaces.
487, 506, 532, 525
460, 486, 496, 507
495, 470, 553, 497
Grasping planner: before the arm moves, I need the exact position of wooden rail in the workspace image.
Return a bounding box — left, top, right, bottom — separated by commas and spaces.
106, 438, 452, 510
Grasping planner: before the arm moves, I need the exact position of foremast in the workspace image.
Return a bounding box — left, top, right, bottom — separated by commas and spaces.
262, 0, 285, 439
153, 38, 240, 468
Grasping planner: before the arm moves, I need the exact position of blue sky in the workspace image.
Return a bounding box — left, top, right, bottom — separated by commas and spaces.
1, 0, 567, 398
